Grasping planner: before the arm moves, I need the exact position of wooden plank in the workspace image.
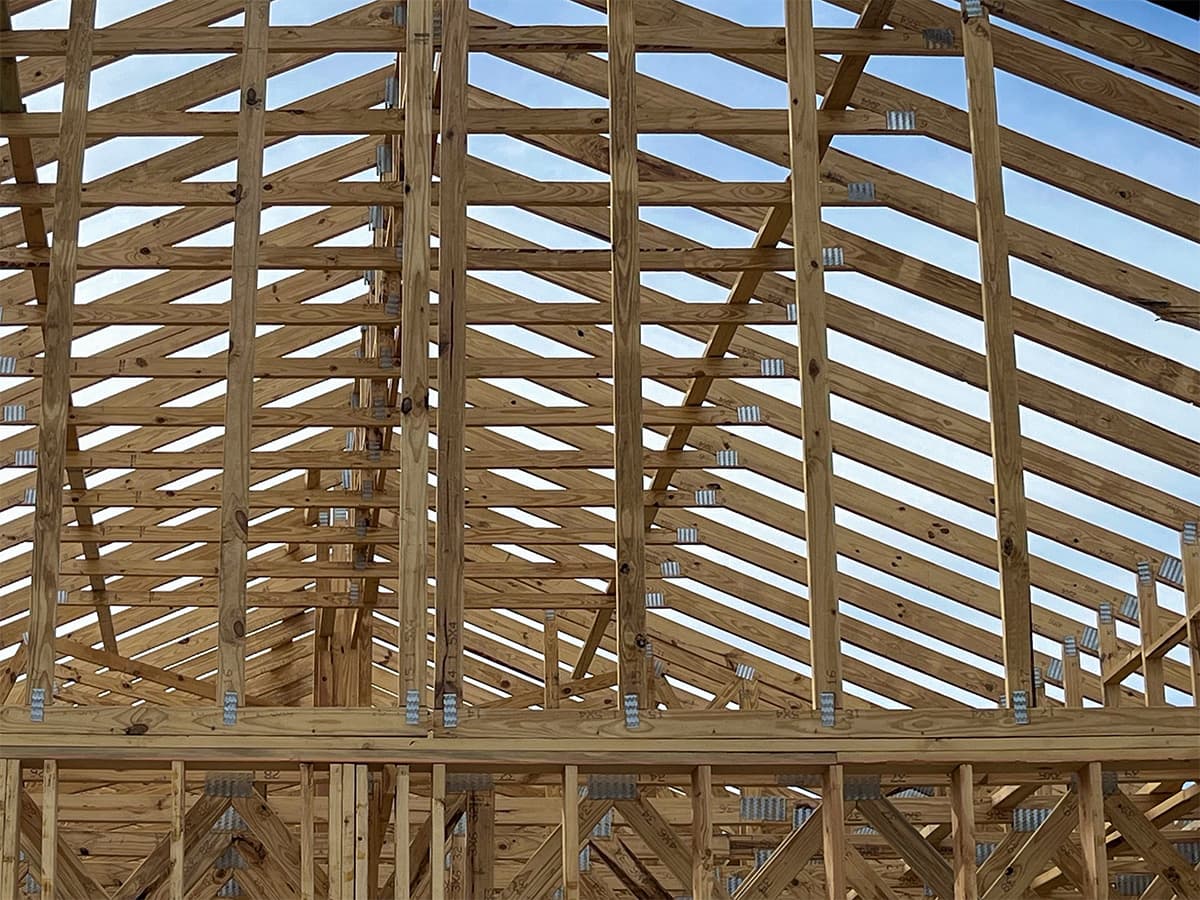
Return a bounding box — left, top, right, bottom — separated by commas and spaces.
979, 792, 1078, 900
0, 106, 922, 139
822, 765, 846, 900
691, 766, 714, 900
170, 761, 185, 900
300, 763, 315, 900
395, 766, 411, 900
1076, 763, 1107, 900
607, 0, 648, 709
0, 1, 117, 655
0, 177, 868, 209
434, 0, 469, 720
562, 765, 581, 900
354, 765, 370, 900
398, 0, 434, 718
430, 765, 447, 900
463, 790, 494, 900
0, 761, 15, 900
217, 0, 270, 711
732, 807, 823, 900
543, 611, 561, 709
856, 797, 953, 899
961, 1, 1034, 706
785, 0, 842, 708
1104, 789, 1200, 898
1137, 562, 1165, 705
25, 0, 96, 709
614, 797, 692, 888
1185, 524, 1200, 705
0, 23, 961, 56
949, 763, 977, 900
39, 761, 57, 900
1063, 638, 1083, 708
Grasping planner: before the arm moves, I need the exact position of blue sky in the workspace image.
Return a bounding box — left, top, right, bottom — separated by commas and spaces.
1, 0, 1197, 708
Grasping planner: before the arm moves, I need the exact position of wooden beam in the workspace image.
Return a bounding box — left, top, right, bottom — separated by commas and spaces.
170, 761, 185, 900
1183, 523, 1200, 704
607, 0, 648, 709
562, 765, 581, 900
856, 797, 954, 898
614, 796, 693, 888
543, 611, 561, 709
354, 765, 370, 900
434, 0, 469, 721
430, 765, 447, 900
463, 789, 494, 900
979, 792, 1078, 900
1104, 789, 1200, 898
961, 0, 1035, 707
691, 766, 714, 900
0, 760, 15, 900
398, 0, 434, 718
391, 766, 410, 900
25, 0, 96, 710
732, 807, 823, 900
300, 763, 315, 900
217, 0, 269, 711
950, 763, 977, 900
1063, 637, 1083, 708
1136, 562, 1165, 705
785, 0, 843, 710
111, 794, 228, 900
822, 765, 846, 900
39, 761, 56, 900
1076, 763, 1107, 900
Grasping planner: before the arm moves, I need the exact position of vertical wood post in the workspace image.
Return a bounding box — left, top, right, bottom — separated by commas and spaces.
300, 763, 315, 900
464, 789, 494, 900
355, 765, 371, 900
606, 0, 648, 711
395, 766, 411, 900
1098, 603, 1121, 706
0, 760, 17, 900
1062, 637, 1083, 708
217, 0, 270, 710
961, 0, 1035, 707
822, 764, 846, 899
40, 761, 57, 900
434, 0, 469, 719
562, 765, 581, 900
1136, 562, 1165, 705
399, 0, 434, 715
1183, 523, 1200, 704
431, 764, 447, 900
950, 763, 978, 900
170, 761, 185, 900
784, 0, 843, 710
26, 0, 96, 706
691, 765, 714, 900
543, 611, 561, 709
1077, 762, 1108, 900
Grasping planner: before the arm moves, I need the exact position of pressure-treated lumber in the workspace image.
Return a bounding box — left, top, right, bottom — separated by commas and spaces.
784, 0, 843, 709
25, 0, 96, 711
607, 0, 648, 708
960, 0, 1035, 707
434, 0, 469, 719
217, 0, 269, 710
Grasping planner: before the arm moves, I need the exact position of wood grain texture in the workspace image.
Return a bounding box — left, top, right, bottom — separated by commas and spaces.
607, 0, 648, 706
26, 0, 96, 709
217, 0, 269, 708
962, 7, 1034, 707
